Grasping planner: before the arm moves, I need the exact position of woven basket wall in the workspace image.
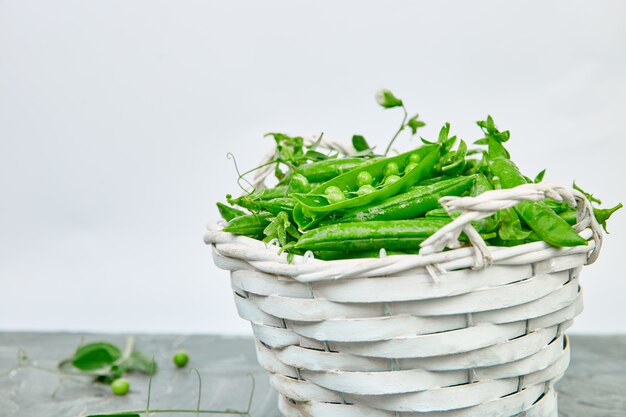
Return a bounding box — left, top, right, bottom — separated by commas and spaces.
206, 176, 603, 417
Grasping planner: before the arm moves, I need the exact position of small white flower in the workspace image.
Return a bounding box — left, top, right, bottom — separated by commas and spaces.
375, 88, 388, 106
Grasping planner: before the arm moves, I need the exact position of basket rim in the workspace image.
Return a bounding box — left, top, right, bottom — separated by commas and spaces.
206, 182, 603, 282
205, 223, 595, 282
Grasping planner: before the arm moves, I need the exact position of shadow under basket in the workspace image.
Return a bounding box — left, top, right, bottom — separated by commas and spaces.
205, 182, 603, 417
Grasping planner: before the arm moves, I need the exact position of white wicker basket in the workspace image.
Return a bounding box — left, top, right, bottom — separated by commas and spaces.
205, 138, 603, 417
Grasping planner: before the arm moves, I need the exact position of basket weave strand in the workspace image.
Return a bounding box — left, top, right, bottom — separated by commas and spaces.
207, 152, 601, 416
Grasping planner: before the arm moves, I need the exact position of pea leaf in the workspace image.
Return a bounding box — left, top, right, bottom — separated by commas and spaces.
304, 149, 328, 161
441, 140, 467, 174
351, 135, 370, 152
71, 342, 121, 371
406, 114, 426, 135
438, 123, 458, 153
594, 203, 622, 233
478, 116, 512, 160
263, 211, 299, 247
534, 169, 546, 183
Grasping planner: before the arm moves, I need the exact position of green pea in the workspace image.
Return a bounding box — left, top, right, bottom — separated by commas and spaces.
111, 378, 130, 396
173, 350, 189, 368
356, 184, 376, 195
404, 162, 418, 173
384, 162, 400, 178
325, 186, 347, 204
409, 153, 421, 164
384, 175, 401, 185
325, 186, 343, 195
288, 174, 311, 194
356, 171, 374, 187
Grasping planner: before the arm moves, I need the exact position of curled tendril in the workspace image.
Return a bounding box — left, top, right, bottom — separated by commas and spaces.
227, 153, 256, 194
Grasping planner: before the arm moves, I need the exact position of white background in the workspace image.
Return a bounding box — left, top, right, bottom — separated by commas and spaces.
1, 0, 625, 335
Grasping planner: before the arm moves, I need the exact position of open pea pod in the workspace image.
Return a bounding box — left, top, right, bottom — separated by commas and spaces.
333, 175, 475, 223
291, 145, 440, 216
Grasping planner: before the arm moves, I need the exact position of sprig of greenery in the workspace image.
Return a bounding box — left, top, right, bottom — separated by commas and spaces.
263, 211, 300, 247
265, 132, 334, 182
58, 337, 156, 384
2, 345, 256, 417
2, 338, 155, 387
375, 88, 426, 155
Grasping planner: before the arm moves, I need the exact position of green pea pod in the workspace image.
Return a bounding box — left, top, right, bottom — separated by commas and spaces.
227, 194, 262, 212
223, 213, 273, 240
544, 199, 571, 214
425, 208, 451, 218
296, 158, 370, 183
256, 198, 297, 215
292, 145, 440, 216
216, 202, 246, 222
490, 158, 587, 247
558, 209, 577, 225
416, 176, 446, 186
472, 173, 493, 196
334, 175, 475, 223
294, 218, 450, 252
249, 186, 289, 201
292, 203, 334, 231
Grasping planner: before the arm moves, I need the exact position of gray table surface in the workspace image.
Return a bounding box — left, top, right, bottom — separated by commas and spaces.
0, 333, 624, 417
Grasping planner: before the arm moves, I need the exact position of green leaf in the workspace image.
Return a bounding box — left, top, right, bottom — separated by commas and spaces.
534, 169, 546, 183
476, 116, 510, 146
573, 182, 602, 205
438, 123, 450, 143
406, 114, 426, 135
263, 211, 299, 247
375, 88, 403, 109
351, 135, 370, 152
594, 203, 622, 233
304, 149, 328, 161
440, 140, 467, 174
71, 342, 121, 371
